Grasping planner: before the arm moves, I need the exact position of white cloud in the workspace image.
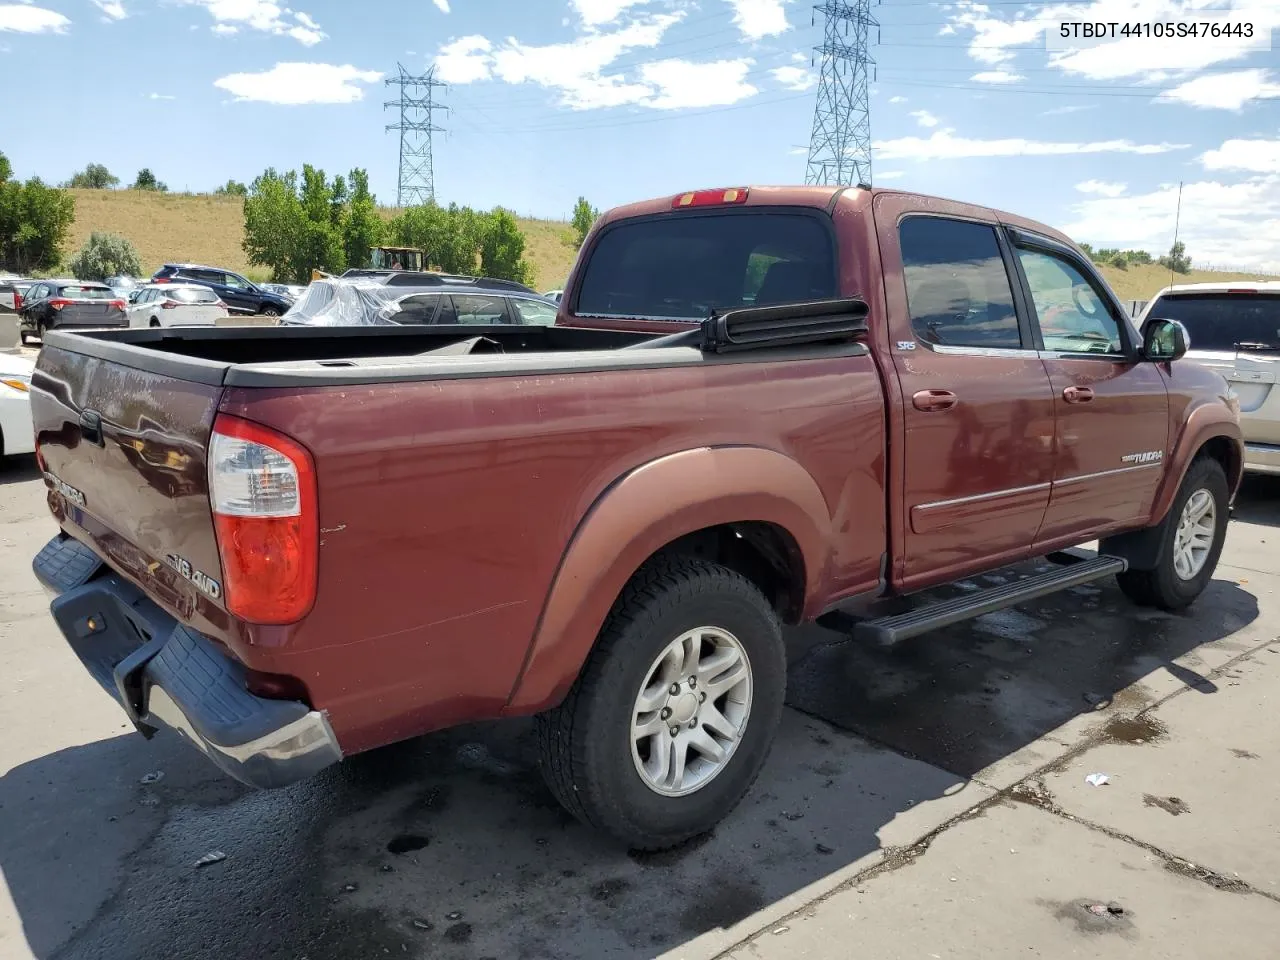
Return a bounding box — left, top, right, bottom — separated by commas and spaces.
0, 3, 70, 33
1159, 68, 1280, 111
642, 58, 757, 109
888, 95, 906, 104
214, 62, 382, 105
571, 0, 648, 26
772, 64, 815, 91
435, 34, 492, 84
788, 146, 808, 155
971, 69, 1023, 84
1201, 137, 1280, 174
1043, 104, 1095, 116
909, 109, 939, 128
877, 170, 906, 180
1076, 179, 1127, 197
92, 0, 126, 20
148, 92, 176, 100
877, 129, 1189, 161
185, 1, 325, 46
726, 0, 789, 39
432, 0, 450, 11
1064, 173, 1280, 272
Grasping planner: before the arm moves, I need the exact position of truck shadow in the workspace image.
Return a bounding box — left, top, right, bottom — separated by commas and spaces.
1231, 474, 1280, 526
0, 454, 39, 487
0, 579, 1262, 960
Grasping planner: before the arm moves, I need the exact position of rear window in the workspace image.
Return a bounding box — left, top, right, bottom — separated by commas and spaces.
60, 286, 113, 300
576, 211, 837, 320
170, 287, 219, 303
1149, 293, 1280, 350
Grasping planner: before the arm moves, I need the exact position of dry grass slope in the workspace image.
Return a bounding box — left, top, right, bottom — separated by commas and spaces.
67, 189, 579, 291
66, 190, 1271, 301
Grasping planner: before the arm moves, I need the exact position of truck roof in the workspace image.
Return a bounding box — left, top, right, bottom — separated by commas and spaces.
1150, 279, 1280, 297
596, 185, 1078, 250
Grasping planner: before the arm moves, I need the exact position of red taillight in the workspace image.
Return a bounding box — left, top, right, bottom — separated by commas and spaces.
13, 292, 22, 311
208, 414, 318, 625
673, 187, 749, 208
48, 298, 72, 311
215, 300, 228, 310
161, 299, 179, 309
1227, 288, 1257, 294
35, 445, 46, 473
109, 299, 126, 311
153, 277, 170, 284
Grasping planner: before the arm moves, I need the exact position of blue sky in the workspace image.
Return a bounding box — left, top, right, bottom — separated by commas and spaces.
1, 0, 1278, 269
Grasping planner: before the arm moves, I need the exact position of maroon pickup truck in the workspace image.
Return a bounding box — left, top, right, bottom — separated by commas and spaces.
30, 186, 1241, 850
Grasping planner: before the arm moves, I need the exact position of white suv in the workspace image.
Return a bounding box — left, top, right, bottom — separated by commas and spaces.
1139, 281, 1280, 476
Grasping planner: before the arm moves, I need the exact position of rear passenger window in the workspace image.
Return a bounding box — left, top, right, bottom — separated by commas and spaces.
452, 295, 508, 324
514, 298, 557, 326
391, 294, 440, 324
900, 217, 1022, 349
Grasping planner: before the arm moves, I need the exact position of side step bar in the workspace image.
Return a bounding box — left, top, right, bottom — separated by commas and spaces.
853, 555, 1128, 646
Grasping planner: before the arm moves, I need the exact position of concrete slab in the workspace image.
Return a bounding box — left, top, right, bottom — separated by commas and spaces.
1045, 640, 1280, 894
723, 800, 1280, 960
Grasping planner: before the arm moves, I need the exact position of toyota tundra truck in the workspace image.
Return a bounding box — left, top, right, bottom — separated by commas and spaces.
29, 186, 1242, 850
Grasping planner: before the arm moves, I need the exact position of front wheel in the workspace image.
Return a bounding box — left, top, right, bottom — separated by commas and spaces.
260, 306, 280, 318
1116, 457, 1229, 610
536, 557, 786, 850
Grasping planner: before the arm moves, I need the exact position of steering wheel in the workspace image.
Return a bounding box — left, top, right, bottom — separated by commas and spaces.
1071, 283, 1103, 319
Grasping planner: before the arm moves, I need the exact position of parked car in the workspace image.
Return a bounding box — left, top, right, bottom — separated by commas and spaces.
0, 351, 34, 458
1139, 280, 1279, 476
18, 280, 127, 344
29, 185, 1241, 851
376, 288, 560, 326
543, 289, 564, 303
261, 283, 307, 301
152, 263, 292, 317
127, 283, 227, 328
0, 278, 34, 313
105, 275, 142, 300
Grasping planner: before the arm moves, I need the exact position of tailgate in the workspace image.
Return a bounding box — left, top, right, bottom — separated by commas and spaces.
61, 301, 125, 326
31, 343, 227, 625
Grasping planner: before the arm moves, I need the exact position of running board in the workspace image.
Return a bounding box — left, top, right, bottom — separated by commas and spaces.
853, 555, 1128, 646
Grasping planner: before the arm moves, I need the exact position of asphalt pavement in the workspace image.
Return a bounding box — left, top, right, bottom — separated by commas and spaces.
1, 453, 1278, 960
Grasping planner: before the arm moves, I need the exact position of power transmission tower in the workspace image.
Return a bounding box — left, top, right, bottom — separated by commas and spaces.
384, 63, 447, 207
805, 1, 879, 188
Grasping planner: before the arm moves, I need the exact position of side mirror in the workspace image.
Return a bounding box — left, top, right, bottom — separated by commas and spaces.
1142, 318, 1189, 362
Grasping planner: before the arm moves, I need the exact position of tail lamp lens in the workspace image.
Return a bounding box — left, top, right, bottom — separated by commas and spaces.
209, 415, 317, 624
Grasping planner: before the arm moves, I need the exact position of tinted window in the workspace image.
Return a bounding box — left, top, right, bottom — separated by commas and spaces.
188, 269, 225, 285
390, 294, 441, 324
1146, 293, 1280, 351
223, 273, 251, 290
59, 285, 113, 300
900, 217, 1021, 349
452, 294, 508, 324
577, 212, 836, 320
514, 298, 558, 326
1018, 249, 1123, 354
171, 287, 219, 303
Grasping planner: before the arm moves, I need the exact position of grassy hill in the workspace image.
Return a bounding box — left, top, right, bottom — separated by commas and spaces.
66, 189, 1270, 302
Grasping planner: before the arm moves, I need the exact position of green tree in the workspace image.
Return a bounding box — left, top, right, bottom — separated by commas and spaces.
388, 202, 485, 275
571, 196, 598, 247
66, 163, 119, 189
0, 176, 76, 273
66, 231, 142, 281
132, 168, 168, 192
241, 165, 351, 283
340, 168, 382, 270
0, 151, 11, 184
215, 179, 249, 196
1124, 249, 1152, 266
480, 207, 531, 283
1159, 240, 1192, 274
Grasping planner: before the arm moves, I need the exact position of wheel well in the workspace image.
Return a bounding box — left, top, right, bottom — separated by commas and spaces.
1197, 435, 1241, 490
648, 522, 806, 623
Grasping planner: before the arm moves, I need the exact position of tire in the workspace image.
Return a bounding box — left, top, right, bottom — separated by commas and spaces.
36, 320, 46, 344
149, 318, 161, 328
536, 556, 786, 850
260, 306, 280, 318
18, 331, 29, 346
1116, 457, 1229, 611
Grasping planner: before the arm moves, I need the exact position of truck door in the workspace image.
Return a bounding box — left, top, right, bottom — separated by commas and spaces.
874, 196, 1057, 590
1004, 232, 1170, 546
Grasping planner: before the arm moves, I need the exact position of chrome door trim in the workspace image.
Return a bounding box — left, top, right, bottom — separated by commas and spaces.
915, 481, 1052, 511
1054, 462, 1163, 486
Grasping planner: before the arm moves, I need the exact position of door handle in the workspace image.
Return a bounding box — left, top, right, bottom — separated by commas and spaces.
1063, 386, 1095, 404
912, 389, 958, 412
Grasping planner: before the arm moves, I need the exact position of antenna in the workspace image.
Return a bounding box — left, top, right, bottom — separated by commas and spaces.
805, 1, 879, 187
1169, 180, 1183, 289
384, 64, 447, 207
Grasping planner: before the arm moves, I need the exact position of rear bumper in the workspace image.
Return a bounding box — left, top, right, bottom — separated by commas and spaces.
1244, 442, 1280, 477
33, 534, 341, 788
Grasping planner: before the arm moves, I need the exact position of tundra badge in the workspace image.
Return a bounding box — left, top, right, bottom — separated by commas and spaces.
1121, 451, 1164, 465
165, 554, 223, 601
47, 475, 87, 507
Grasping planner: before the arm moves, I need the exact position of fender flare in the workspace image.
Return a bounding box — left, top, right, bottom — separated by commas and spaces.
1152, 405, 1243, 525
504, 446, 833, 714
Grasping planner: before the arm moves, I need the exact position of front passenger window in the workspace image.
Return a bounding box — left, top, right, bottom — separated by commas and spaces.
1017, 249, 1124, 355
900, 217, 1022, 349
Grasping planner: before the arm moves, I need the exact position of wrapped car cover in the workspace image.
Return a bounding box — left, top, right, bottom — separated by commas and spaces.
281, 279, 413, 326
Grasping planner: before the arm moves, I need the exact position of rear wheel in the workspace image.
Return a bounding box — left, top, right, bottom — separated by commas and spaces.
260, 305, 280, 318
1116, 457, 1229, 610
35, 320, 46, 343
536, 556, 786, 850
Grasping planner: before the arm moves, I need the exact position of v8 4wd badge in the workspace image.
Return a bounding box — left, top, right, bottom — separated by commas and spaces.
165, 554, 222, 601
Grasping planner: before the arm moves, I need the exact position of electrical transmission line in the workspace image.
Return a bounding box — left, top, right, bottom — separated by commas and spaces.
806, 1, 879, 188
385, 63, 447, 207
